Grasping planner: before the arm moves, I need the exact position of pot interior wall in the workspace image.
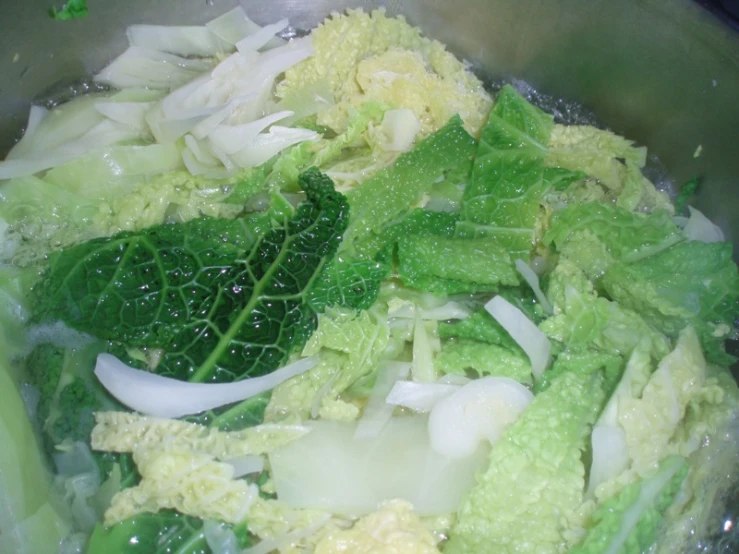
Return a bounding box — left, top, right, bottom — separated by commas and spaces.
0, 0, 737, 244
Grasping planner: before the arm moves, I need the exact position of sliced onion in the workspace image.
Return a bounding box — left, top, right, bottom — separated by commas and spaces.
354, 361, 411, 439
385, 381, 460, 412
683, 206, 725, 243
515, 258, 553, 315
484, 295, 551, 379
94, 353, 318, 418
428, 376, 534, 459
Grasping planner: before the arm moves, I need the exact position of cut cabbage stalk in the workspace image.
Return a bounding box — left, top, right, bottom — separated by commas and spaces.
207, 7, 285, 50
587, 424, 630, 497
683, 206, 725, 243
484, 295, 551, 379
126, 24, 232, 57
515, 258, 553, 315
236, 19, 289, 53
94, 101, 154, 130
94, 353, 318, 418
225, 455, 265, 478
385, 380, 461, 412
428, 376, 534, 459
411, 313, 440, 383
388, 300, 470, 321
94, 46, 214, 90
379, 109, 421, 151
269, 416, 489, 516
354, 361, 411, 439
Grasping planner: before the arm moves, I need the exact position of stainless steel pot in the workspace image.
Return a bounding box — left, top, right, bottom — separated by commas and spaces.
1, 0, 738, 248
0, 2, 737, 551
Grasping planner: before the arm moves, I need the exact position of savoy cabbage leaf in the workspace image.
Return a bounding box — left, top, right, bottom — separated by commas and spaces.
87, 511, 250, 554
544, 202, 684, 279
343, 115, 477, 256
602, 241, 739, 365
33, 169, 349, 383
397, 234, 518, 294
460, 85, 583, 258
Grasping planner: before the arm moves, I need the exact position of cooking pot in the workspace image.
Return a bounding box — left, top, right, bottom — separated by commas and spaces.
1, 0, 738, 248
0, 0, 737, 551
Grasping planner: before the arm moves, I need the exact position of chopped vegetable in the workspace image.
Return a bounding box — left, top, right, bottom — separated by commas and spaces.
447, 368, 607, 554
484, 295, 551, 379
314, 500, 441, 554
682, 205, 725, 243
434, 339, 533, 385
93, 353, 318, 418
269, 416, 490, 516
49, 0, 88, 21
2, 7, 737, 553
428, 376, 534, 458
104, 448, 259, 525
385, 380, 461, 412
34, 169, 348, 382
91, 412, 309, 458
602, 241, 739, 365
570, 457, 688, 554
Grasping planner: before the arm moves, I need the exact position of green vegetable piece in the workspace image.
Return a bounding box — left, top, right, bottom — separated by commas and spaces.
435, 339, 533, 385
461, 85, 582, 257
383, 209, 460, 243
185, 391, 273, 432
343, 115, 477, 254
438, 309, 522, 353
447, 368, 608, 554
569, 457, 688, 554
602, 241, 739, 366
535, 350, 623, 395
397, 235, 518, 294
673, 176, 701, 215
34, 169, 349, 383
24, 343, 119, 449
0, 352, 70, 554
308, 257, 390, 312
542, 259, 672, 359
545, 123, 671, 213
544, 202, 684, 278
49, 0, 88, 20
87, 511, 250, 554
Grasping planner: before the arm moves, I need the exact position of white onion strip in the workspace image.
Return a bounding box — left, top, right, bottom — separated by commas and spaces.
683, 206, 725, 243
385, 381, 460, 413
94, 353, 318, 418
515, 258, 553, 315
484, 295, 551, 379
